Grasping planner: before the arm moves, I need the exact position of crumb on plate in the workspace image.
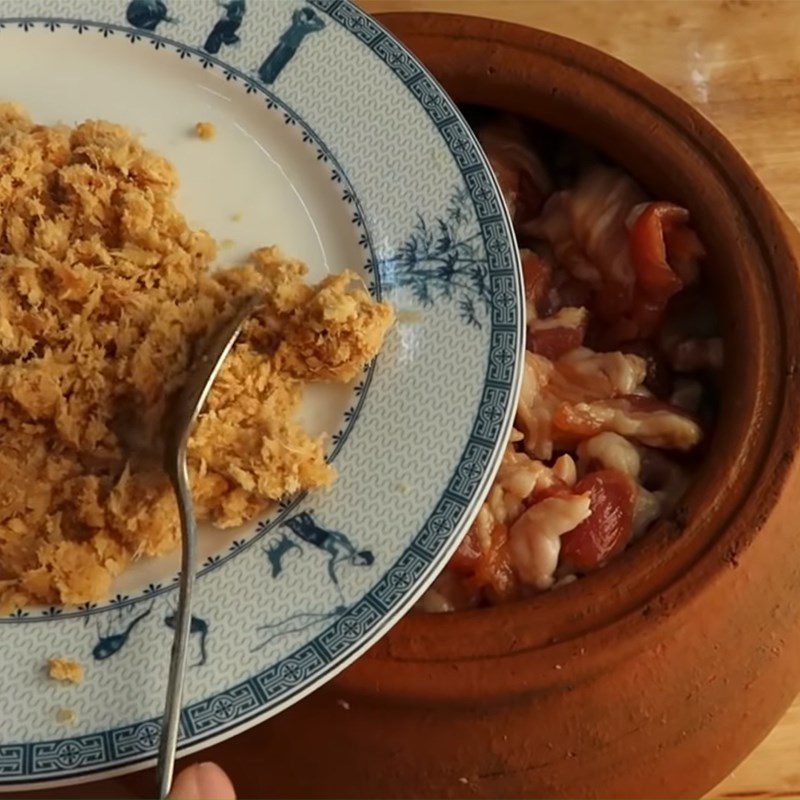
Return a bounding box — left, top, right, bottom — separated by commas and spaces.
195, 121, 216, 140
396, 309, 424, 324
56, 707, 77, 725
48, 658, 84, 684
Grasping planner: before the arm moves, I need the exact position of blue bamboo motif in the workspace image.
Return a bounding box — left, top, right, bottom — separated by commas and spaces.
382, 188, 491, 328
258, 6, 325, 85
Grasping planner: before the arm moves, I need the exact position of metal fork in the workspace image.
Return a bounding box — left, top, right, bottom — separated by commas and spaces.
156, 294, 263, 799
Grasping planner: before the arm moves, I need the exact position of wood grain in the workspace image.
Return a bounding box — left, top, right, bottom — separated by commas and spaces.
360, 1, 800, 797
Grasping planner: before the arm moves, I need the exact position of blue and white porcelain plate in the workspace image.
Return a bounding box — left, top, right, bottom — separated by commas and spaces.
0, 0, 523, 788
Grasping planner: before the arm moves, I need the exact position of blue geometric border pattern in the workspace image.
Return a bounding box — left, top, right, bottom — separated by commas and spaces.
317, 600, 382, 658
0, 746, 25, 778
32, 736, 106, 774
0, 0, 523, 784
0, 15, 380, 623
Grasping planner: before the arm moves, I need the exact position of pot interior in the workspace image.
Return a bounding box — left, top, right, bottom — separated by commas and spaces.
373, 16, 791, 663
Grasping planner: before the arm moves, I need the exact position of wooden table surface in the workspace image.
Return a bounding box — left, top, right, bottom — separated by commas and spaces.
361, 2, 800, 797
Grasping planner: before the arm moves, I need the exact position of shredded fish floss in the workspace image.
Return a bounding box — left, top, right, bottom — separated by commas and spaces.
0, 104, 394, 609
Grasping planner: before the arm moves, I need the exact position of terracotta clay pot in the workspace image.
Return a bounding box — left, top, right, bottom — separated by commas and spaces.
24, 13, 800, 800
236, 13, 800, 800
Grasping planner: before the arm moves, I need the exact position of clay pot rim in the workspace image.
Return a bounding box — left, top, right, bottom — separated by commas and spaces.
345, 12, 800, 700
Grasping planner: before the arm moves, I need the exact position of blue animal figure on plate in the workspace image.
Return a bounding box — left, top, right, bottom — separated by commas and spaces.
252, 513, 374, 650
264, 532, 302, 578
252, 604, 347, 652
92, 602, 153, 661
203, 1, 246, 55
165, 611, 209, 667
258, 6, 325, 85
280, 511, 374, 593
125, 0, 176, 31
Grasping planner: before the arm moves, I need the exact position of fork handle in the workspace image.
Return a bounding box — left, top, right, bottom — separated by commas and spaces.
157, 455, 198, 799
